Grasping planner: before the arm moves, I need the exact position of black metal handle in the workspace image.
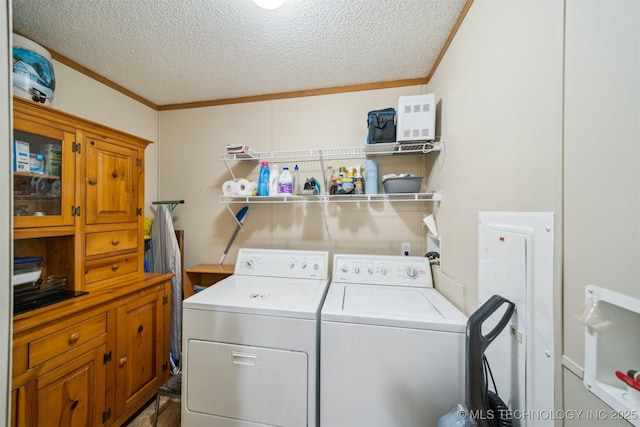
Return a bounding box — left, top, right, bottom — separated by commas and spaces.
473, 295, 516, 353
465, 294, 516, 424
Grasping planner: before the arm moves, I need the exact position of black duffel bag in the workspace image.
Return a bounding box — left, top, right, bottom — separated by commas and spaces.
366, 108, 396, 144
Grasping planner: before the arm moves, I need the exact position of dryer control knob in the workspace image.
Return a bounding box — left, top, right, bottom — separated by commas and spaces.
368, 266, 374, 274
341, 264, 349, 273
404, 266, 418, 279
354, 266, 360, 274
245, 258, 256, 269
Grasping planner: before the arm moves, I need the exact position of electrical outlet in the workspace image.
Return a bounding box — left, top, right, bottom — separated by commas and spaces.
401, 242, 411, 256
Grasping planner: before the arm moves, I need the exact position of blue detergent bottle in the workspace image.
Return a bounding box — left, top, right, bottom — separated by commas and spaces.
257, 161, 270, 196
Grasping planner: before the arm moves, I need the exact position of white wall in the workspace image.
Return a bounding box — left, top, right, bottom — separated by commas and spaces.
424, 0, 565, 419
425, 0, 564, 314
158, 86, 439, 270
563, 1, 639, 425
426, 0, 639, 422
563, 0, 640, 367
40, 60, 159, 215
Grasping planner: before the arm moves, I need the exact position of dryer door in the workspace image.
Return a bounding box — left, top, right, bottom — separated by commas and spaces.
186, 340, 307, 426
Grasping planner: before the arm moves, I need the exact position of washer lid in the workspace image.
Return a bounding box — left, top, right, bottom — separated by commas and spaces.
183, 275, 329, 319
321, 283, 467, 333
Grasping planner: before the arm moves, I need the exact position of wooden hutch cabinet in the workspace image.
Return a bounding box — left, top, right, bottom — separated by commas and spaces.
11, 97, 172, 427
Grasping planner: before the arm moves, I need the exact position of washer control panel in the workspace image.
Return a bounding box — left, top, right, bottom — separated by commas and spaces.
235, 248, 329, 280
332, 254, 433, 287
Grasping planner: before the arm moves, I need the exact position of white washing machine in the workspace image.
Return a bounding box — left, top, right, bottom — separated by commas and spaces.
182, 248, 330, 427
320, 254, 467, 427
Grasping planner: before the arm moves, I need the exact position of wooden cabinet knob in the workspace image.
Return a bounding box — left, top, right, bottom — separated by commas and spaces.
112, 239, 120, 246
88, 178, 97, 185
112, 264, 120, 271
68, 333, 80, 344
137, 325, 144, 333
70, 400, 79, 410
119, 357, 127, 366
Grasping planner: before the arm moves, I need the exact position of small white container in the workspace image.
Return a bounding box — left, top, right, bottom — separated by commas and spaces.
13, 268, 42, 286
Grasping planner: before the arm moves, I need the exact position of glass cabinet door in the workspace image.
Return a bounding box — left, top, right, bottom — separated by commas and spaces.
12, 119, 76, 228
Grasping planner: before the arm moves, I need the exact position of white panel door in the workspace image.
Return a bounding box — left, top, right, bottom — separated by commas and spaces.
186, 340, 308, 426
478, 212, 555, 427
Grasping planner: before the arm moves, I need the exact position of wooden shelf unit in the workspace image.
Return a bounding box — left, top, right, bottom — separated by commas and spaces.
184, 264, 234, 299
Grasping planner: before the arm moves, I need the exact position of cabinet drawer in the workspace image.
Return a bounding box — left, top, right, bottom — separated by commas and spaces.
85, 253, 139, 284
28, 313, 107, 368
86, 229, 137, 257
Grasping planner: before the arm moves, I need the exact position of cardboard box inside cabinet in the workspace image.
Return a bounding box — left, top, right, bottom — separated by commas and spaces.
29, 153, 44, 174
40, 144, 61, 161
41, 144, 62, 176
13, 140, 29, 172
43, 157, 61, 176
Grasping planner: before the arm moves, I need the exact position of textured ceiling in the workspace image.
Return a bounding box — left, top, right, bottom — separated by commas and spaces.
12, 0, 468, 107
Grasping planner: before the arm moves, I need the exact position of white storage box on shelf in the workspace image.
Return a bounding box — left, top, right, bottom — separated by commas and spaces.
583, 285, 640, 426
397, 94, 436, 142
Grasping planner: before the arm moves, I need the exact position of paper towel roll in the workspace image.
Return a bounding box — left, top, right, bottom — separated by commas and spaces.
222, 180, 236, 196
235, 179, 253, 196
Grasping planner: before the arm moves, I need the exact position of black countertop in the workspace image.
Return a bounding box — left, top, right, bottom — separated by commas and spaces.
14, 289, 89, 316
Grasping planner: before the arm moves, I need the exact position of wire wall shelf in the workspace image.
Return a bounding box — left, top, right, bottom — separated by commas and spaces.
219, 141, 442, 163
218, 140, 444, 235
220, 192, 442, 204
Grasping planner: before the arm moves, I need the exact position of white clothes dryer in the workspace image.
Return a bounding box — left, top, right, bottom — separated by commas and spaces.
182, 248, 330, 427
320, 254, 467, 427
